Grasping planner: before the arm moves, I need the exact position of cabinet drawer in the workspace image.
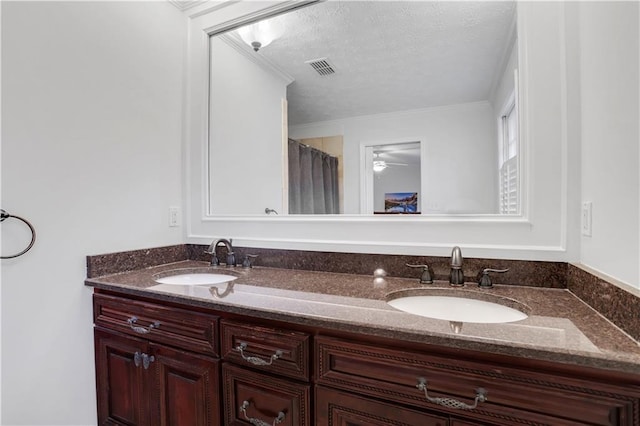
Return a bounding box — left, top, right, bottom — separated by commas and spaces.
316, 336, 637, 426
94, 294, 218, 356
316, 385, 448, 426
222, 363, 310, 426
221, 319, 310, 381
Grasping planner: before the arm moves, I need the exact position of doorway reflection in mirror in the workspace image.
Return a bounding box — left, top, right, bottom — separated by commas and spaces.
366, 142, 421, 215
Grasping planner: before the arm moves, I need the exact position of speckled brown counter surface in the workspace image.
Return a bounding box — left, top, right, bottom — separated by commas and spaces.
85, 260, 640, 374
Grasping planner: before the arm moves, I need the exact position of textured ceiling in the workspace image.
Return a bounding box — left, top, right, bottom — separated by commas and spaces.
230, 1, 516, 126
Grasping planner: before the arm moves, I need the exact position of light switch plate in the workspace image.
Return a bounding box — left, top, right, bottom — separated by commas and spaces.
581, 201, 592, 237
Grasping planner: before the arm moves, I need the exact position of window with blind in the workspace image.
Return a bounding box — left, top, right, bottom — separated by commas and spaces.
499, 100, 519, 214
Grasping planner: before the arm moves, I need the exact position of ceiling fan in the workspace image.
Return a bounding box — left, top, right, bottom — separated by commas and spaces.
373, 152, 408, 172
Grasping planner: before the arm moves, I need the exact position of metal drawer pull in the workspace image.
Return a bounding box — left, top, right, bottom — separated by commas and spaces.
133, 352, 155, 369
235, 342, 283, 366
127, 316, 160, 334
416, 378, 487, 410
240, 400, 285, 426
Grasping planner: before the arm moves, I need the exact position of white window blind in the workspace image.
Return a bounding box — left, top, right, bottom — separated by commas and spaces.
499, 101, 518, 214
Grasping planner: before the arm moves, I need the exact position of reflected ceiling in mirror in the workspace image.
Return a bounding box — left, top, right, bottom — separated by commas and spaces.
208, 1, 519, 216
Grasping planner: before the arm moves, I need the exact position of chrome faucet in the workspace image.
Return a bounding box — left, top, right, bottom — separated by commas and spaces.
205, 238, 235, 266
449, 246, 464, 286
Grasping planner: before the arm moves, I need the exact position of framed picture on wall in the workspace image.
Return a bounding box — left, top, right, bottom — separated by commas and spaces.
384, 192, 418, 213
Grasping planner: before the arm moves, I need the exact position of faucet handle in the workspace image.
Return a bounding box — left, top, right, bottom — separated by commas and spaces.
406, 264, 434, 284
242, 254, 258, 268
478, 268, 509, 288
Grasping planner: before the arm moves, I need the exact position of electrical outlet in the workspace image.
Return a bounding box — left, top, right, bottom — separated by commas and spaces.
169, 207, 180, 227
581, 202, 592, 237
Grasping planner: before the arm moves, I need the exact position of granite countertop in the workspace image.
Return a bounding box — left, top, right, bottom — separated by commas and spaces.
85, 260, 640, 374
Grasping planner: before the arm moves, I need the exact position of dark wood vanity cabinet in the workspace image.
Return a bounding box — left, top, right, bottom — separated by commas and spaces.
93, 294, 221, 425
220, 319, 312, 425
315, 335, 639, 426
94, 329, 220, 425
92, 291, 640, 426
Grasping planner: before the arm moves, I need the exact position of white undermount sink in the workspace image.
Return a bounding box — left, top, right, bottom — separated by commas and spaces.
387, 291, 529, 324
153, 272, 238, 286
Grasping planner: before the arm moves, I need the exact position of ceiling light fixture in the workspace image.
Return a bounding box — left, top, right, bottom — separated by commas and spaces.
373, 160, 388, 173
238, 20, 283, 52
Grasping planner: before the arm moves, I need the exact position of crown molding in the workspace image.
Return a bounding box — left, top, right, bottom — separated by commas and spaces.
167, 0, 209, 12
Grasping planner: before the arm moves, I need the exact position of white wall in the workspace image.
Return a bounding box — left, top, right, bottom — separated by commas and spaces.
1, 2, 186, 424
577, 1, 640, 288
491, 40, 519, 118
209, 37, 287, 215
289, 102, 497, 215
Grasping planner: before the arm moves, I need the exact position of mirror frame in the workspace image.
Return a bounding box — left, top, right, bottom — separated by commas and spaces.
184, 1, 574, 261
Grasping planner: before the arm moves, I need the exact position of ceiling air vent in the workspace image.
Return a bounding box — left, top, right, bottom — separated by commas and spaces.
305, 57, 336, 76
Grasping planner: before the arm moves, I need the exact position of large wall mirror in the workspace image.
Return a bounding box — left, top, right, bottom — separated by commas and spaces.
187, 1, 569, 258
208, 0, 520, 217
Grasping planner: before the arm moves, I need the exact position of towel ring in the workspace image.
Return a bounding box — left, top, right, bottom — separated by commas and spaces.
1, 209, 36, 259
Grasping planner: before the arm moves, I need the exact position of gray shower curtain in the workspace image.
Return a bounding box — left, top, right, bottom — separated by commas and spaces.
288, 139, 339, 214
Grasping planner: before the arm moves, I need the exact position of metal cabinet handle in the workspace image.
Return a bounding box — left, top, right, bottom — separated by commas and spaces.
240, 400, 285, 426
235, 342, 283, 366
133, 352, 155, 369
127, 316, 160, 334
416, 378, 487, 410
142, 353, 155, 370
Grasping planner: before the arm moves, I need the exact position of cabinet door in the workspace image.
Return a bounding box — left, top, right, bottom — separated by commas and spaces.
95, 329, 150, 426
316, 386, 448, 426
151, 343, 221, 426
